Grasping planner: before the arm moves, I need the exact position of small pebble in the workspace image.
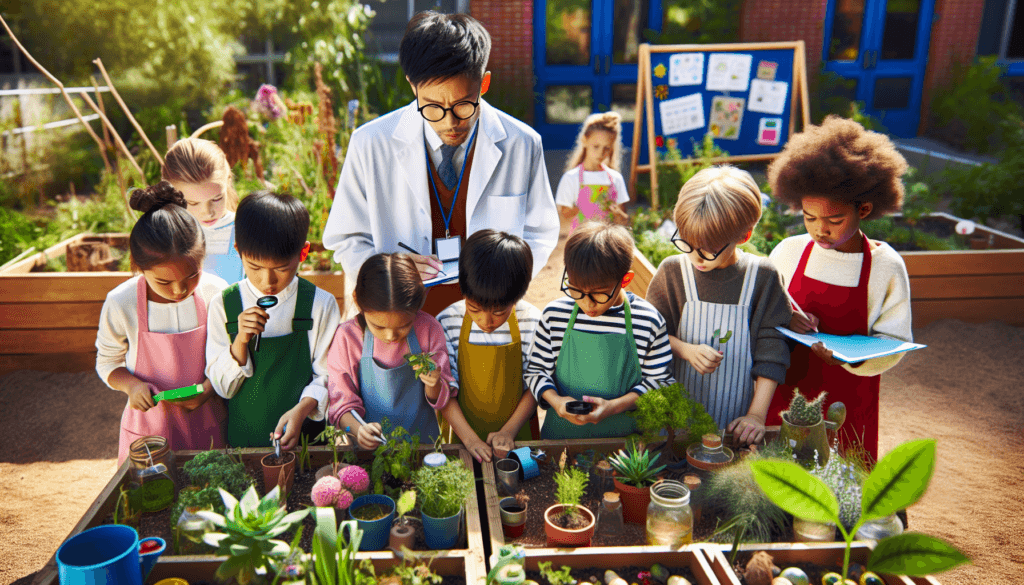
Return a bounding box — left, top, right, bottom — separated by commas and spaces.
821, 573, 843, 585
779, 567, 809, 585
860, 572, 884, 585
771, 579, 793, 585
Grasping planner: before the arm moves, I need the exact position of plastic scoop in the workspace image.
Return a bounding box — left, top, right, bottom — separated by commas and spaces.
254, 295, 278, 352
152, 384, 203, 403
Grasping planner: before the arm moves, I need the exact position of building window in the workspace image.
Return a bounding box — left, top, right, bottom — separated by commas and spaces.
978, 0, 1024, 60
364, 0, 468, 63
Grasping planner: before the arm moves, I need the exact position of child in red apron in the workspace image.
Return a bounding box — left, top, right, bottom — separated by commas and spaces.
95, 182, 228, 465
554, 112, 631, 231
205, 191, 342, 450
765, 116, 914, 461
646, 166, 793, 446
325, 254, 456, 450
436, 230, 542, 462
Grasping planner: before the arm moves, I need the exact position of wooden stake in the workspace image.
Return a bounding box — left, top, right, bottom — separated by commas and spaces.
93, 58, 164, 166
78, 91, 145, 180
165, 125, 178, 150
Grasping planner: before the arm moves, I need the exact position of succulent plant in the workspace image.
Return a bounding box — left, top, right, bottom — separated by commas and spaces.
606, 442, 667, 488
782, 389, 828, 426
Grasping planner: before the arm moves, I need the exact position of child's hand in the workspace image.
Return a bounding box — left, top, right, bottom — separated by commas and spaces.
577, 395, 613, 424
356, 421, 384, 450
486, 430, 516, 459
235, 306, 269, 344
610, 204, 630, 226
169, 379, 215, 412
811, 341, 844, 367
558, 205, 579, 220
465, 437, 493, 463
418, 368, 441, 388
127, 380, 157, 412
727, 414, 766, 446
272, 402, 310, 451
551, 396, 588, 426
790, 312, 819, 333
685, 343, 723, 374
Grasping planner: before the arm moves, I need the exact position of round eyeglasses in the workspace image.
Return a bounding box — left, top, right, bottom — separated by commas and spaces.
417, 100, 479, 123
560, 268, 618, 304
670, 230, 731, 262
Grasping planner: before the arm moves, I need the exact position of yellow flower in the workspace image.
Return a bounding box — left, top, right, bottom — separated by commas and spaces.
653, 63, 667, 78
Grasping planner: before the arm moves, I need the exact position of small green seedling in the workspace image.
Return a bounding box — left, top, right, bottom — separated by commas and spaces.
712, 328, 733, 345
404, 351, 438, 375
537, 561, 576, 585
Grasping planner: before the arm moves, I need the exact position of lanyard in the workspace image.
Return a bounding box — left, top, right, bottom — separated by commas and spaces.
425, 121, 480, 239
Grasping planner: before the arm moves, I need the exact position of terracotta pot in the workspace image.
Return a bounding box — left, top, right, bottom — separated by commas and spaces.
260, 452, 296, 499
388, 523, 416, 553
779, 413, 831, 467
543, 504, 595, 548
613, 477, 653, 524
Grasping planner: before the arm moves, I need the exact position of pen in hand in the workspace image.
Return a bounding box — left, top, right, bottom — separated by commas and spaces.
784, 289, 818, 332
350, 410, 385, 444
396, 241, 446, 276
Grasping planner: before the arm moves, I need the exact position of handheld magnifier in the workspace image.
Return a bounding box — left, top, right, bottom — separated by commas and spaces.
254, 296, 278, 352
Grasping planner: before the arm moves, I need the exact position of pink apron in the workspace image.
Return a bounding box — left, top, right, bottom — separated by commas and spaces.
117, 276, 227, 464
570, 164, 619, 232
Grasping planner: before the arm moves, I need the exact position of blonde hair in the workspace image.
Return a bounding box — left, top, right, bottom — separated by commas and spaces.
564, 112, 624, 173
162, 138, 238, 211
674, 166, 763, 250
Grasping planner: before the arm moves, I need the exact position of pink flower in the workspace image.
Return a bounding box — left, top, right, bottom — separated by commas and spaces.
311, 476, 342, 507
252, 84, 284, 121
338, 465, 370, 493
334, 488, 354, 510
637, 570, 654, 585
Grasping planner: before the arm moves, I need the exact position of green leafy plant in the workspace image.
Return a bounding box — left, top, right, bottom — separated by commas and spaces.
111, 484, 141, 528
413, 458, 475, 519
181, 449, 254, 498
930, 55, 1024, 154
298, 432, 312, 474
703, 453, 790, 545
393, 489, 417, 529
606, 442, 666, 489
634, 229, 681, 269
537, 561, 576, 585
316, 425, 347, 475
311, 507, 363, 585
370, 420, 420, 496
712, 328, 733, 346
781, 389, 827, 426
553, 449, 589, 519
751, 439, 970, 581
197, 485, 310, 585
811, 447, 868, 531
404, 351, 438, 375
630, 382, 717, 463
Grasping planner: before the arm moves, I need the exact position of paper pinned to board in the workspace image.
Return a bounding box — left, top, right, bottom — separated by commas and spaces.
669, 53, 704, 86
659, 93, 705, 135
748, 79, 789, 115
706, 53, 753, 92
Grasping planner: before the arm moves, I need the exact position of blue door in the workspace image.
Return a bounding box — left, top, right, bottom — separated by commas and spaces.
533, 0, 664, 149
823, 0, 934, 137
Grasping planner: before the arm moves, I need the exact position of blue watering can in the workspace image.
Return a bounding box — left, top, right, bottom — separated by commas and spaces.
56, 525, 165, 585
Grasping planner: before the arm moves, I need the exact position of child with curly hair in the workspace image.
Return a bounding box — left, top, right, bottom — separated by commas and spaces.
765, 115, 913, 460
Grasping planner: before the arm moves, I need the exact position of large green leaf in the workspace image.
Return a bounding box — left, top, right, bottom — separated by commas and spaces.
868, 533, 970, 576
861, 439, 936, 522
313, 532, 337, 585
750, 459, 839, 525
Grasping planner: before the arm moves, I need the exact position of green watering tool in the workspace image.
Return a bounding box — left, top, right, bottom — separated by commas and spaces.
152, 384, 203, 403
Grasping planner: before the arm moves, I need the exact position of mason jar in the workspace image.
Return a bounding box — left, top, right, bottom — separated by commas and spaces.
128, 435, 178, 512
645, 479, 692, 546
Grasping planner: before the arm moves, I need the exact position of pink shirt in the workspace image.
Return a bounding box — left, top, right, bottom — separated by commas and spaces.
326, 311, 455, 426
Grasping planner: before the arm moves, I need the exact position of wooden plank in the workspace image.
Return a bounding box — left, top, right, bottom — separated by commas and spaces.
1, 234, 87, 274
299, 271, 346, 305
908, 274, 1024, 300
0, 329, 99, 354
0, 301, 104, 329
901, 250, 1024, 277
627, 247, 657, 298
0, 273, 131, 302
0, 352, 96, 376
911, 298, 1024, 328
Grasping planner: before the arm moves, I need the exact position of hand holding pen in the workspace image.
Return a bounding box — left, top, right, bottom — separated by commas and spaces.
350, 410, 386, 449
396, 241, 446, 280
784, 289, 819, 333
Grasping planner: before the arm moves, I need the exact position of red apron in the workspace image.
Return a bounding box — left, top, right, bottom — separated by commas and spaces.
766, 233, 879, 460
117, 277, 227, 464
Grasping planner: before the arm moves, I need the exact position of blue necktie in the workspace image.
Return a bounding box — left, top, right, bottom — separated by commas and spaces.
439, 144, 459, 190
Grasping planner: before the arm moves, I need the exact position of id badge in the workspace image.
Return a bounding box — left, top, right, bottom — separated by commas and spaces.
435, 236, 461, 262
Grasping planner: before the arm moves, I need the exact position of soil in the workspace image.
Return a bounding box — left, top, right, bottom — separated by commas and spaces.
350, 502, 392, 521
526, 564, 698, 585
262, 453, 293, 467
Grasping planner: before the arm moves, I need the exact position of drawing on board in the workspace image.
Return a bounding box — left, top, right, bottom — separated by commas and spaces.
748, 79, 789, 115
756, 60, 778, 81
669, 53, 704, 86
709, 96, 745, 140
706, 53, 753, 92
756, 117, 783, 146
659, 93, 705, 136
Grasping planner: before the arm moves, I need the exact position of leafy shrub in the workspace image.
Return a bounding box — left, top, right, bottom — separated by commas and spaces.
930, 56, 1024, 154
413, 458, 475, 519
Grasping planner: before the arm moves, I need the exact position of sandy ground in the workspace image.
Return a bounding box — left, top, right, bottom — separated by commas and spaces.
2, 216, 1021, 584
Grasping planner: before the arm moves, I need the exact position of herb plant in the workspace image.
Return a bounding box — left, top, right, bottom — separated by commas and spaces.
316, 425, 347, 474
537, 561, 576, 585
703, 453, 790, 544
414, 459, 475, 519
181, 449, 253, 498
393, 489, 417, 529
404, 351, 438, 375
606, 442, 666, 488
630, 382, 717, 462
712, 328, 733, 345
553, 450, 589, 519
370, 420, 420, 496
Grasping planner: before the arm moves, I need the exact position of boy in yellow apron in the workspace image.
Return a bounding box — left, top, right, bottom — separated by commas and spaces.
436, 230, 541, 462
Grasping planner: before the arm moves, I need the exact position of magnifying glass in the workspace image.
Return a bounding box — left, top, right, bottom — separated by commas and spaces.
254, 296, 278, 352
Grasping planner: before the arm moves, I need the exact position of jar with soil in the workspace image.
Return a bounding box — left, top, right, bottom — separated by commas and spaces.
645, 480, 692, 547
128, 435, 178, 513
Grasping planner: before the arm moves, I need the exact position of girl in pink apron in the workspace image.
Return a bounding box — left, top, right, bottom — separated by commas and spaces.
95, 182, 228, 464
554, 112, 631, 231
765, 117, 914, 462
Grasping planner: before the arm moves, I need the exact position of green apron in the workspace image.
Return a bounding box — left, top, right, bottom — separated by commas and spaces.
223, 278, 324, 447
541, 297, 642, 439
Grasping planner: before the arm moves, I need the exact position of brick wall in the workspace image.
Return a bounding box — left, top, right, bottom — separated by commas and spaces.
920, 0, 985, 133
740, 0, 829, 97
470, 0, 536, 122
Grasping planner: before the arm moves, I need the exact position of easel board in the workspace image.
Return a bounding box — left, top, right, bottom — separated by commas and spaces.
630, 41, 811, 210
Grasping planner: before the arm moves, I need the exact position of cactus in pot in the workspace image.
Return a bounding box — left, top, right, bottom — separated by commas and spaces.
779, 389, 831, 467
782, 389, 827, 426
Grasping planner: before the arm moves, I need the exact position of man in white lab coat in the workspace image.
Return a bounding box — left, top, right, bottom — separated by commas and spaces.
323, 11, 559, 316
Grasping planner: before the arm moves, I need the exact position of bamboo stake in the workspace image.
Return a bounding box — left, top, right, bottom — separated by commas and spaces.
0, 14, 113, 176
78, 90, 145, 180
90, 76, 114, 156
93, 58, 164, 166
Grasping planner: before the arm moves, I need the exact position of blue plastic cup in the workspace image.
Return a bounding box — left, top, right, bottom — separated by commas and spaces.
421, 508, 463, 549
348, 494, 396, 551
56, 525, 164, 585
509, 447, 540, 480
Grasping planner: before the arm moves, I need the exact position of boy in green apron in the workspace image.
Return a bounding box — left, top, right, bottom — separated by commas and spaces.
436, 230, 542, 462
524, 223, 676, 439
206, 191, 342, 450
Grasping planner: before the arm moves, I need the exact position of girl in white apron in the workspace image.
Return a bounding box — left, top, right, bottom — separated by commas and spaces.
554, 112, 631, 231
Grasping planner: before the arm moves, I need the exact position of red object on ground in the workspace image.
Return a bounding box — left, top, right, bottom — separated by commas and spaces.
139, 540, 161, 554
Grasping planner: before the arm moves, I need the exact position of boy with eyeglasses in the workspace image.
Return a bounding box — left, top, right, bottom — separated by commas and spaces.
524, 223, 674, 439
646, 166, 792, 446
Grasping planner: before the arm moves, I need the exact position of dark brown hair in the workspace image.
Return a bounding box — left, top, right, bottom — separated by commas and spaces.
767, 115, 908, 219
354, 254, 427, 329
128, 181, 205, 272
458, 229, 533, 309
563, 223, 633, 290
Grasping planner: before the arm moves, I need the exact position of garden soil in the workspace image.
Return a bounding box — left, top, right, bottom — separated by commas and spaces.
2, 217, 1022, 585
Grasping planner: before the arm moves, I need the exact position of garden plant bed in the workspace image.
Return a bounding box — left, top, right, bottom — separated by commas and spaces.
512, 547, 724, 585
31, 444, 485, 585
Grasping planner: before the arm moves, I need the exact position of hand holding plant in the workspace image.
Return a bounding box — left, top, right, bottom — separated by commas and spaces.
404, 351, 437, 376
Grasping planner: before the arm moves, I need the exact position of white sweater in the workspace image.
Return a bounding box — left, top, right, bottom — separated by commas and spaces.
95, 272, 228, 387
769, 233, 913, 377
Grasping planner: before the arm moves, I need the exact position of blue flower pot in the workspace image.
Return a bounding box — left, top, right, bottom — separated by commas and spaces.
421, 507, 463, 549
56, 525, 164, 585
348, 494, 396, 551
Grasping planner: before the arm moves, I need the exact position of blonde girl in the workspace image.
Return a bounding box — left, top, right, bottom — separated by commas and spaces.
163, 138, 243, 283
555, 112, 631, 231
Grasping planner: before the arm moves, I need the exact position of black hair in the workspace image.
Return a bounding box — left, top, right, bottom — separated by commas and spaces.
399, 11, 491, 86
354, 254, 427, 330
458, 230, 533, 309
128, 181, 205, 272
234, 190, 310, 262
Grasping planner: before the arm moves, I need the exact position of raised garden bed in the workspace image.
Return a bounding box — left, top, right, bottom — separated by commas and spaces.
31, 444, 485, 585
0, 233, 345, 376
513, 546, 725, 585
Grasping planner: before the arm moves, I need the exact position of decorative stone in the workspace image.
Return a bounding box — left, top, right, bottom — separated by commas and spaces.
779, 567, 809, 585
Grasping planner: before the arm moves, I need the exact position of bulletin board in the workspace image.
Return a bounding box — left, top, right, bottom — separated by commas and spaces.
629, 42, 811, 210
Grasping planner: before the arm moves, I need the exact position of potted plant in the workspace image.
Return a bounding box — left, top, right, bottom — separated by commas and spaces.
414, 457, 475, 549
630, 383, 717, 465
315, 425, 348, 480
261, 450, 297, 500
607, 440, 667, 524
498, 492, 530, 538
196, 485, 310, 585
389, 489, 417, 553
778, 389, 836, 467
347, 493, 396, 552
311, 507, 363, 585
544, 449, 595, 547
370, 421, 420, 496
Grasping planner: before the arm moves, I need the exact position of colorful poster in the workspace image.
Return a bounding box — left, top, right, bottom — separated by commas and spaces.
748, 79, 789, 115
669, 53, 704, 86
706, 53, 753, 92
659, 93, 705, 135
756, 60, 778, 81
757, 117, 783, 146
709, 96, 745, 140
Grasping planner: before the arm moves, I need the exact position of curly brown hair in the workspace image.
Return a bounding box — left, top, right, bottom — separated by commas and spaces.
767, 116, 908, 219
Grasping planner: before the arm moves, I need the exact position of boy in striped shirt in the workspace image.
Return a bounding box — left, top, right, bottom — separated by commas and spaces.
525, 223, 675, 439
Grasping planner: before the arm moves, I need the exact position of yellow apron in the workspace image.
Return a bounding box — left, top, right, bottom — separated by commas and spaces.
443, 311, 537, 443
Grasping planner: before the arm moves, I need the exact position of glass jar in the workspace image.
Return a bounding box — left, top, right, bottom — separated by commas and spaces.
685, 434, 734, 481
645, 480, 692, 546
128, 435, 178, 512
856, 513, 904, 541
594, 460, 615, 494
792, 517, 836, 542
594, 491, 625, 544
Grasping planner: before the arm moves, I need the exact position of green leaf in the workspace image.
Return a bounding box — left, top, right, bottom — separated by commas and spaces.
750, 460, 840, 524
861, 439, 936, 521
313, 532, 337, 585
868, 533, 970, 576
239, 486, 261, 516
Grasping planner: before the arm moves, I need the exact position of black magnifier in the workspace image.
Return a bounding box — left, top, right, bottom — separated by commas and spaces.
254, 296, 278, 352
